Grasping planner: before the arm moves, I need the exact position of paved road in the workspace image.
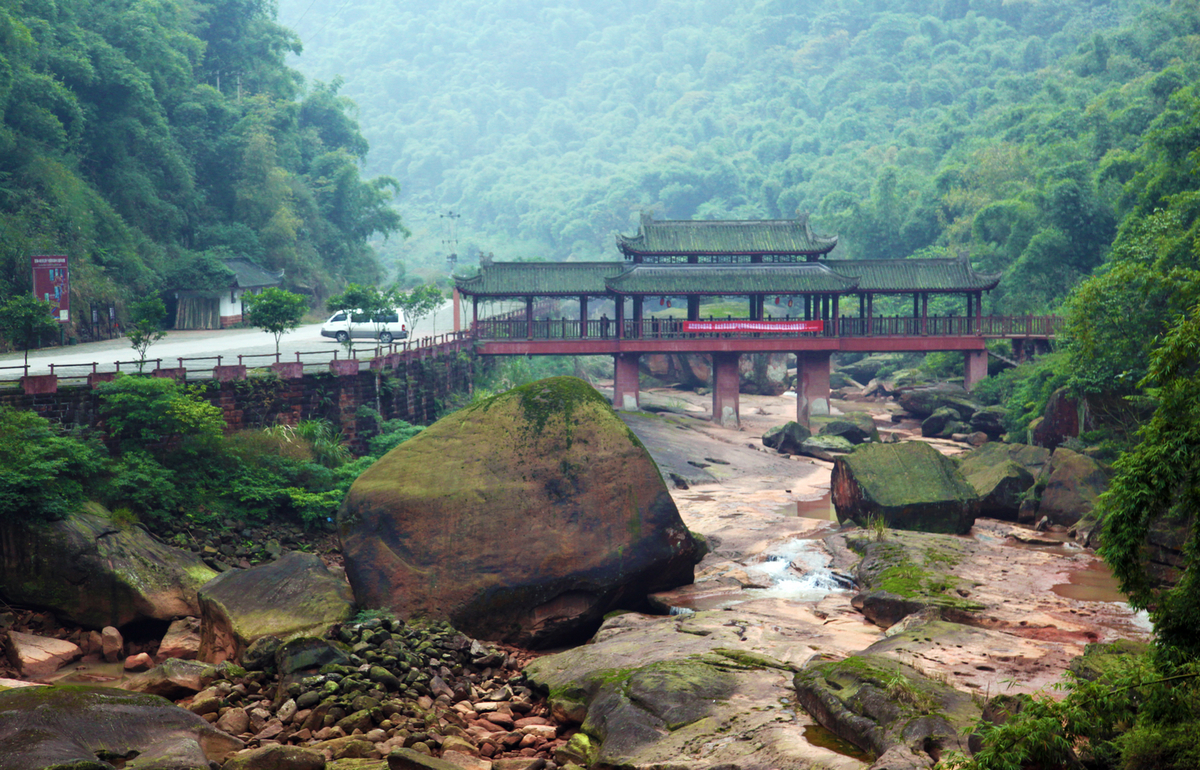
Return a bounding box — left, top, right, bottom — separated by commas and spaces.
0, 302, 461, 379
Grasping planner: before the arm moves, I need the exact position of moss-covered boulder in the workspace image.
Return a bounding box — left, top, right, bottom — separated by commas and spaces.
0, 508, 216, 630
0, 685, 243, 768
1035, 448, 1109, 527
339, 377, 698, 648
920, 406, 966, 438
794, 652, 980, 768
762, 420, 810, 453
831, 442, 980, 534
197, 551, 354, 664
818, 411, 879, 444
798, 435, 855, 462
846, 532, 984, 628
957, 443, 1051, 521
897, 385, 980, 420
969, 406, 1007, 440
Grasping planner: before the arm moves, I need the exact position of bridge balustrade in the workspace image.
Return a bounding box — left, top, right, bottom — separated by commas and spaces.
472, 315, 1061, 341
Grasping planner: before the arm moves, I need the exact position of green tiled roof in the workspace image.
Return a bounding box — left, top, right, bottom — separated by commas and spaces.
224, 259, 282, 288
455, 262, 625, 296
616, 213, 838, 257
606, 264, 856, 294
820, 254, 1001, 292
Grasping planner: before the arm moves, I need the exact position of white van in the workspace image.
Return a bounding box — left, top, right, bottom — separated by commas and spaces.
320, 308, 409, 343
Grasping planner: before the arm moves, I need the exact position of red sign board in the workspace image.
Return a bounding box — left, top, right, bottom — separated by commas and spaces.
31, 255, 69, 323
681, 320, 824, 333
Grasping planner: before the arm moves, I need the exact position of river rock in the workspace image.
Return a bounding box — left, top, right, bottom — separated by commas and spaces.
798, 435, 855, 462
1029, 448, 1109, 527
920, 407, 966, 438
223, 745, 327, 770
739, 353, 790, 395
339, 377, 699, 647
897, 385, 979, 420
157, 616, 202, 662
197, 551, 354, 664
831, 442, 980, 535
121, 657, 219, 699
0, 685, 243, 767
969, 406, 1007, 439
762, 421, 811, 454
793, 652, 980, 768
1029, 387, 1080, 450
838, 354, 903, 384
0, 508, 217, 629
847, 532, 984, 628
3, 631, 82, 678
818, 412, 879, 444
957, 443, 1049, 521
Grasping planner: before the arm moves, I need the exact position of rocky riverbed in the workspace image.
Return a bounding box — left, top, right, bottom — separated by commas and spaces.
0, 382, 1151, 770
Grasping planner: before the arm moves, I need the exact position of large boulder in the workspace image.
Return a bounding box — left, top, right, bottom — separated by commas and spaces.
739, 353, 790, 395
957, 443, 1050, 521
338, 377, 699, 648
1029, 387, 1080, 450
920, 407, 967, 439
762, 421, 811, 454
3, 631, 81, 679
794, 652, 980, 769
121, 657, 219, 700
0, 508, 217, 630
897, 385, 979, 420
798, 435, 856, 462
818, 411, 879, 445
969, 406, 1007, 440
197, 551, 354, 664
1032, 448, 1109, 527
837, 354, 903, 384
832, 442, 980, 535
847, 532, 984, 628
0, 685, 243, 768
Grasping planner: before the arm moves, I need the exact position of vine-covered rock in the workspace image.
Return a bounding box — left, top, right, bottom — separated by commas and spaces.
831, 442, 980, 534
339, 377, 698, 648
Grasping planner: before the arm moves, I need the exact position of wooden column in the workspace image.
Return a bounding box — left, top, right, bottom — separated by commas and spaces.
615, 295, 625, 340
632, 295, 643, 338
688, 295, 700, 321
525, 296, 534, 340
975, 291, 983, 333
804, 295, 812, 321
453, 287, 461, 333
832, 294, 840, 335
472, 296, 479, 328
921, 293, 928, 335
711, 352, 741, 428
579, 295, 589, 338
867, 293, 874, 336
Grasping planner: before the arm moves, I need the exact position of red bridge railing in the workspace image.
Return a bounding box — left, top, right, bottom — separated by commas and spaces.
472, 315, 1062, 341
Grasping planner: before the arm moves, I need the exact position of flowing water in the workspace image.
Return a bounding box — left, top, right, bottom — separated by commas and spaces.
746, 537, 851, 602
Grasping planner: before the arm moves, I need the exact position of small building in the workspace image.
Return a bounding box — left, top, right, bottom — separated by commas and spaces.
174, 259, 284, 330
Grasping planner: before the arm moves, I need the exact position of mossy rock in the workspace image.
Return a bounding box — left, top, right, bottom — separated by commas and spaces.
763, 420, 811, 454
818, 411, 879, 444
798, 435, 856, 462
958, 444, 1042, 521
898, 385, 980, 419
832, 442, 980, 534
0, 509, 216, 630
847, 533, 984, 627
0, 685, 243, 767
794, 652, 980, 763
920, 406, 964, 438
1067, 639, 1151, 683
339, 376, 698, 648
1035, 448, 1109, 527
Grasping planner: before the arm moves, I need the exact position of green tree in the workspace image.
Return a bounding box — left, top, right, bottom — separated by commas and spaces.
0, 294, 60, 370
127, 298, 168, 373
243, 287, 309, 355
395, 283, 444, 337
0, 408, 104, 522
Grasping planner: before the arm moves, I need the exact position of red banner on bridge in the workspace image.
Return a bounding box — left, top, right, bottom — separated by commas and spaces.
31, 255, 69, 323
681, 320, 824, 333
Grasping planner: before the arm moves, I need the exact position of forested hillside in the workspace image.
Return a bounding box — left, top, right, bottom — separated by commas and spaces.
279, 0, 1198, 311
0, 0, 403, 321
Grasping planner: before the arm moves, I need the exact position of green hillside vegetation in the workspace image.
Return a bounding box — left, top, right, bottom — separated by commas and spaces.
0, 0, 404, 329
280, 0, 1197, 315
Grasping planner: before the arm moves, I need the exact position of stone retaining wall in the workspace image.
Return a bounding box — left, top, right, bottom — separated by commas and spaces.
0, 352, 476, 453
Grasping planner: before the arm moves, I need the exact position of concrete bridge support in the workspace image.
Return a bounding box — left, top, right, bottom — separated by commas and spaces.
711, 353, 740, 428
796, 352, 831, 428
613, 353, 640, 411
964, 349, 988, 392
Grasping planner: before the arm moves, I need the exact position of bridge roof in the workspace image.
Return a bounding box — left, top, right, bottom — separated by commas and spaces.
616, 214, 837, 257
606, 263, 856, 294
455, 261, 624, 296
821, 254, 1001, 292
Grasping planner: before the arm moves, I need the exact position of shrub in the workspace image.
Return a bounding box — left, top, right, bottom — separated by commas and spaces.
0, 408, 104, 522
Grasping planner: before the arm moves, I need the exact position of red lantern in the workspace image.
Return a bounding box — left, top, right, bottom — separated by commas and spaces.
788, 298, 793, 307
659, 297, 665, 306
775, 296, 780, 305
666, 299, 672, 308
